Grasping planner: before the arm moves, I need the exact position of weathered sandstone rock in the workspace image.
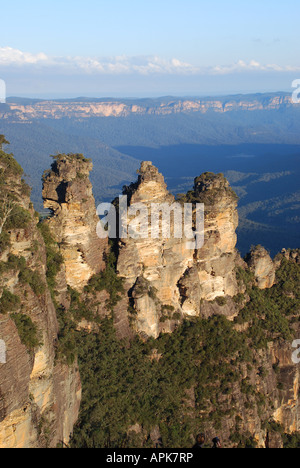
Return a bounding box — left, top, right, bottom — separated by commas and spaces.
42, 154, 107, 291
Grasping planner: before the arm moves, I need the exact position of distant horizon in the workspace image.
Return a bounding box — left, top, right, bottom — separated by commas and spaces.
4, 89, 293, 101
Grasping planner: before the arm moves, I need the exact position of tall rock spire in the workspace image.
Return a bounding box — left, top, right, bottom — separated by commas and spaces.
42, 154, 107, 291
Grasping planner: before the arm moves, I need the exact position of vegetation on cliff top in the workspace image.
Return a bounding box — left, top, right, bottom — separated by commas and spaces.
51, 153, 92, 164
0, 136, 23, 177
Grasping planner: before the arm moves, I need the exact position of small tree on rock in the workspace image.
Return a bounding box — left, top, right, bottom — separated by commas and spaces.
0, 135, 10, 151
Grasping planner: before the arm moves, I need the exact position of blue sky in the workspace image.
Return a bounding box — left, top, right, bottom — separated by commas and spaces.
0, 0, 299, 97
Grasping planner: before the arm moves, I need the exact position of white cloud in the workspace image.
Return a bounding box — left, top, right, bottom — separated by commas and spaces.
0, 46, 48, 65
211, 60, 300, 75
66, 55, 198, 75
0, 47, 197, 75
0, 46, 299, 76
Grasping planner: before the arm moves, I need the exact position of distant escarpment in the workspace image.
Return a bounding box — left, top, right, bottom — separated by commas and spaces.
0, 94, 296, 122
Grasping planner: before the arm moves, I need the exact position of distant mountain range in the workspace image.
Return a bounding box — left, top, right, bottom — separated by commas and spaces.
0, 92, 299, 255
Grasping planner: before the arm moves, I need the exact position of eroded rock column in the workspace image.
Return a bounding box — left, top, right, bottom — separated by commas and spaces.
42, 154, 107, 291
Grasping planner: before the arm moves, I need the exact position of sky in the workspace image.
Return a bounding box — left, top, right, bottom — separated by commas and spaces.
0, 0, 299, 98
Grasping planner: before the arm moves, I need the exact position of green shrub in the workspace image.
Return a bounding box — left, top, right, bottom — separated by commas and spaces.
37, 222, 54, 245
55, 305, 77, 365
172, 312, 181, 321
19, 268, 46, 296
69, 287, 94, 322
38, 221, 64, 290
233, 293, 245, 304
0, 231, 10, 252
11, 313, 42, 350
20, 180, 31, 197
236, 267, 255, 292
230, 432, 258, 448
85, 250, 124, 310
7, 254, 27, 271
160, 305, 179, 322
0, 150, 23, 177
0, 289, 20, 314
5, 205, 31, 230
148, 286, 158, 301
215, 296, 227, 306
51, 153, 91, 164
282, 432, 300, 448
235, 276, 293, 348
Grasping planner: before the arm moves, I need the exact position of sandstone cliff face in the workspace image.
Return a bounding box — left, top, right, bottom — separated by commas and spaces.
42, 154, 107, 292
0, 153, 81, 448
117, 163, 241, 337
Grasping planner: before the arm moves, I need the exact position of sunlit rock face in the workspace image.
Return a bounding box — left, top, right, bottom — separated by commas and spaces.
42, 154, 108, 292
117, 163, 240, 337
